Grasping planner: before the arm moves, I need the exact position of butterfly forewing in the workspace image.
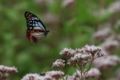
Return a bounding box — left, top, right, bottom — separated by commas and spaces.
24, 11, 46, 30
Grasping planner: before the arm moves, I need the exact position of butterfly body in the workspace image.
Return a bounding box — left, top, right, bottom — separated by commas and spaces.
24, 11, 49, 43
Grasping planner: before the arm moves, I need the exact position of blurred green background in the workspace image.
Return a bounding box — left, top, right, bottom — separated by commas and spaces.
0, 0, 120, 79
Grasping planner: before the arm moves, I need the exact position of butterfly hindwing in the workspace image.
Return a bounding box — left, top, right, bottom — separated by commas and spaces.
26, 29, 45, 43
24, 11, 49, 43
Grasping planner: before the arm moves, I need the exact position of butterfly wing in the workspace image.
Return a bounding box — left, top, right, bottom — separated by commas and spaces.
24, 11, 46, 30
26, 29, 45, 43
24, 11, 49, 43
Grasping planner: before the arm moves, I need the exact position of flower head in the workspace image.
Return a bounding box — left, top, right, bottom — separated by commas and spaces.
52, 59, 65, 69
21, 73, 41, 80
43, 12, 59, 26
86, 68, 101, 78
21, 73, 52, 80
0, 65, 18, 79
60, 48, 75, 59
93, 27, 112, 41
101, 38, 119, 54
46, 70, 64, 79
93, 55, 120, 69
84, 45, 101, 54
67, 51, 91, 67
83, 45, 104, 59
108, 1, 120, 13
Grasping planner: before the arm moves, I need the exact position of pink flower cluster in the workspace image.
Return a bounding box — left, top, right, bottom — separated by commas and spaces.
22, 71, 64, 80
93, 55, 120, 69
56, 45, 104, 79
59, 45, 104, 66
52, 59, 65, 69
0, 65, 18, 79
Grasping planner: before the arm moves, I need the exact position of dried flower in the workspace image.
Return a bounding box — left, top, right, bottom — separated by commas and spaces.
86, 68, 101, 78
46, 70, 64, 79
60, 48, 75, 59
93, 55, 120, 69
52, 59, 65, 69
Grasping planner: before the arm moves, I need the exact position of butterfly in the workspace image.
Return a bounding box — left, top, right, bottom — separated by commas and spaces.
24, 11, 49, 43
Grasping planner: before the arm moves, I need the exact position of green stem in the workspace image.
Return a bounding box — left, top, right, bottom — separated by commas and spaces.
73, 66, 81, 80
85, 58, 94, 78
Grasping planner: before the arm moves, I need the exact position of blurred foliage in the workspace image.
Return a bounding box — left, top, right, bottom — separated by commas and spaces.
0, 0, 120, 79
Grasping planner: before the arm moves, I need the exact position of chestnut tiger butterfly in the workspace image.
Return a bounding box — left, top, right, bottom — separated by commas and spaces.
24, 11, 49, 43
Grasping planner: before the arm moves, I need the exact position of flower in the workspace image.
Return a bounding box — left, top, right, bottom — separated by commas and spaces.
93, 55, 120, 69
108, 1, 120, 13
101, 38, 119, 54
0, 65, 18, 79
21, 73, 52, 80
0, 65, 18, 73
63, 75, 77, 80
84, 45, 102, 53
83, 45, 104, 59
46, 70, 64, 79
71, 53, 91, 62
67, 51, 91, 67
52, 59, 65, 69
60, 48, 75, 58
66, 45, 104, 66
43, 12, 59, 26
86, 68, 101, 78
62, 0, 75, 8
21, 73, 41, 80
44, 75, 52, 80
72, 68, 101, 79
93, 27, 112, 41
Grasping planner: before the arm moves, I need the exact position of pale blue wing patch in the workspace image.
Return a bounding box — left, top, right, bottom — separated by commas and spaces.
31, 17, 45, 30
